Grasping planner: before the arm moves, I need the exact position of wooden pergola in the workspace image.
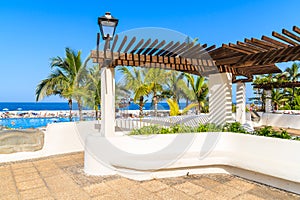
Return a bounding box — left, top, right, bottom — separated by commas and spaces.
91, 26, 300, 82
253, 81, 300, 90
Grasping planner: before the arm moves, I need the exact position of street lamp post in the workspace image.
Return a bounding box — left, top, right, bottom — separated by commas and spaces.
98, 12, 118, 136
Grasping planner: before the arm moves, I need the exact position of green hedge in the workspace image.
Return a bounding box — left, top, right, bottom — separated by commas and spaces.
129, 122, 300, 141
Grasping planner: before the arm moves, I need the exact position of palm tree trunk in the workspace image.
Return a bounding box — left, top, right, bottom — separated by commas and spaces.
139, 96, 144, 117
77, 100, 83, 121
95, 105, 99, 120
68, 99, 73, 121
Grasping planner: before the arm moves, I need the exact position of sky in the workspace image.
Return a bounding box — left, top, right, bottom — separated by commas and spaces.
0, 0, 299, 102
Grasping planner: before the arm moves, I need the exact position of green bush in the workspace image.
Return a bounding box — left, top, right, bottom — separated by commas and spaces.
197, 123, 222, 132
222, 122, 246, 133
129, 122, 297, 141
253, 126, 292, 139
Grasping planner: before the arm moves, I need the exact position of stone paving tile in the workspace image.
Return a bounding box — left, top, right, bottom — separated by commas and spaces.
19, 186, 51, 200
105, 177, 137, 190
91, 190, 124, 200
38, 168, 65, 178
14, 171, 41, 182
10, 162, 34, 170
248, 185, 300, 200
190, 176, 221, 189
140, 180, 169, 192
0, 182, 18, 196
204, 173, 234, 183
118, 184, 155, 200
233, 193, 265, 200
211, 184, 244, 199
160, 176, 187, 186
195, 190, 228, 200
1, 152, 300, 200
156, 187, 194, 200
0, 193, 19, 200
225, 177, 256, 192
83, 182, 113, 197
44, 174, 79, 193
173, 181, 206, 196
16, 178, 45, 191
52, 189, 90, 200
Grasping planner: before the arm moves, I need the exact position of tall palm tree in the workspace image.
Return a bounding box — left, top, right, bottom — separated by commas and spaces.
143, 68, 168, 116
184, 74, 209, 114
118, 67, 147, 117
36, 47, 89, 121
271, 89, 288, 110
163, 71, 190, 103
81, 65, 101, 119
284, 62, 300, 101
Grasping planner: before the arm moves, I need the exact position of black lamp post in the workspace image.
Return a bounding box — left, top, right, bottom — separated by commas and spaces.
98, 12, 119, 41
96, 12, 118, 136
97, 12, 119, 66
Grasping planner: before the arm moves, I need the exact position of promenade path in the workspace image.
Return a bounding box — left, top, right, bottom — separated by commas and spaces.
0, 152, 299, 200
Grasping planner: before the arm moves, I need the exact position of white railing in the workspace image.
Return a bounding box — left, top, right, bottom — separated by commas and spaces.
115, 115, 209, 130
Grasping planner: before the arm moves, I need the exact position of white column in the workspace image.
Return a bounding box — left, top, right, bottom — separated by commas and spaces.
209, 73, 233, 125
236, 82, 246, 124
101, 67, 115, 137
265, 90, 272, 113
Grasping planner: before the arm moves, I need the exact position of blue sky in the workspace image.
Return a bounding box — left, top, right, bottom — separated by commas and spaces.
0, 0, 299, 102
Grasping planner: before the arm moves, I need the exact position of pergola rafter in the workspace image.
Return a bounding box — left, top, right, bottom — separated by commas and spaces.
91, 26, 300, 83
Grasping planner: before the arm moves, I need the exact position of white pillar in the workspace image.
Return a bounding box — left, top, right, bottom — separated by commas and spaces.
209, 73, 233, 125
265, 90, 272, 113
101, 67, 115, 137
236, 82, 246, 124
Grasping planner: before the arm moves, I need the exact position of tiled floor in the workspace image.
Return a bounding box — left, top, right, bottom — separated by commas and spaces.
0, 152, 299, 200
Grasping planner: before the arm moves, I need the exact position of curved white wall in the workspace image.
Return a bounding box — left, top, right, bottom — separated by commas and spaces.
85, 132, 300, 194
0, 122, 84, 163
257, 113, 300, 129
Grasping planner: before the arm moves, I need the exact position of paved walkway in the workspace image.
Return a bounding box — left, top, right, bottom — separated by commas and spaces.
0, 152, 299, 200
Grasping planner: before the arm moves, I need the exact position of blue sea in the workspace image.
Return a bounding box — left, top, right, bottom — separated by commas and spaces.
0, 102, 187, 111
0, 102, 186, 129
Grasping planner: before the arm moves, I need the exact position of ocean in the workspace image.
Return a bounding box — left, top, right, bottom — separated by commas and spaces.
0, 102, 188, 111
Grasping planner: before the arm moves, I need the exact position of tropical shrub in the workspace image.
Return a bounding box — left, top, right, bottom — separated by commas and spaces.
129, 123, 298, 141
222, 122, 246, 133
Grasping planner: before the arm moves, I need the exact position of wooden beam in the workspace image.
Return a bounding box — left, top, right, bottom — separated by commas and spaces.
111, 35, 119, 52
236, 41, 265, 52
272, 31, 298, 46
293, 26, 300, 35
261, 35, 289, 48
117, 36, 128, 52
136, 39, 151, 54
142, 39, 159, 55
130, 39, 144, 54
251, 38, 281, 49
123, 37, 136, 53
244, 38, 271, 50
147, 40, 166, 55
160, 42, 180, 56
153, 41, 174, 56
227, 43, 256, 54
282, 29, 300, 43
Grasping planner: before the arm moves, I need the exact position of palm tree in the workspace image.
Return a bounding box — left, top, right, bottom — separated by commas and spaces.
143, 68, 168, 116
36, 47, 89, 121
118, 67, 147, 117
284, 62, 300, 101
164, 71, 190, 103
184, 74, 209, 114
271, 89, 288, 110
81, 65, 101, 119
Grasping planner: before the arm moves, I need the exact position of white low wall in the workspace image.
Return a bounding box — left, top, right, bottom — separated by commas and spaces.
0, 122, 84, 163
255, 112, 300, 129
85, 133, 300, 194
